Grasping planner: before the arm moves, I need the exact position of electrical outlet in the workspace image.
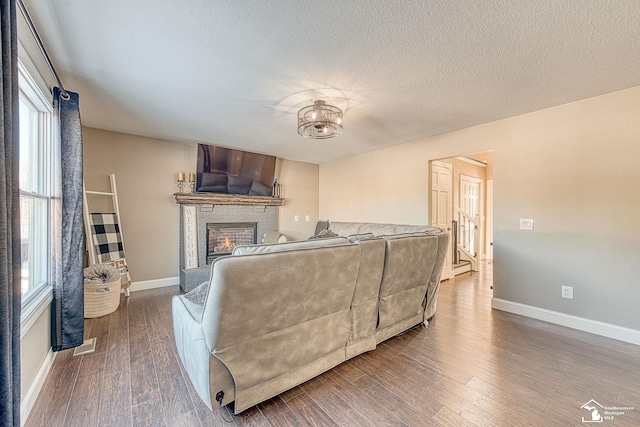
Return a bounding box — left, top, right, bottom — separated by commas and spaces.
562, 286, 574, 300
294, 215, 299, 222
520, 219, 534, 230
305, 215, 310, 222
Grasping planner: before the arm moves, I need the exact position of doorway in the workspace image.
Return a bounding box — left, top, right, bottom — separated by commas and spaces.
459, 174, 483, 262
429, 151, 493, 280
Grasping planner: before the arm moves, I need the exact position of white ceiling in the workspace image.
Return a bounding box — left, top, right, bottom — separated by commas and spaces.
23, 0, 640, 164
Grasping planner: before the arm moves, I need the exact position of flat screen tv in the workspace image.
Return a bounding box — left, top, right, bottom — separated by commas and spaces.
196, 144, 276, 196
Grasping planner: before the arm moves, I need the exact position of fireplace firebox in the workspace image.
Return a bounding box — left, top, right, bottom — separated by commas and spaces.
206, 222, 257, 264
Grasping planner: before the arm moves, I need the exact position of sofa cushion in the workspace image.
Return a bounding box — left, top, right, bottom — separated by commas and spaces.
327, 221, 438, 237
346, 233, 376, 243
393, 224, 443, 234
262, 230, 286, 244
358, 223, 397, 236
423, 226, 447, 235
309, 229, 339, 240
232, 236, 349, 255
327, 222, 362, 236
378, 232, 427, 239
314, 220, 330, 235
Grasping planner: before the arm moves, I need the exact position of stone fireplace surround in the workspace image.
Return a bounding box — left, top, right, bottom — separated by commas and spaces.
179, 203, 278, 291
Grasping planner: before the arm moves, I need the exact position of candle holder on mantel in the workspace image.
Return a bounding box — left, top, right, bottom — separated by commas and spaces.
188, 172, 196, 193
177, 171, 185, 193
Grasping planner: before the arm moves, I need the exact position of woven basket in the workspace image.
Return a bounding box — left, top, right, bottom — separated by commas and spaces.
84, 278, 121, 318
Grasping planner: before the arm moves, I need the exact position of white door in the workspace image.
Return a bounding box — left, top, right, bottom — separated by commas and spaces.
460, 175, 483, 259
430, 161, 453, 280
460, 175, 481, 217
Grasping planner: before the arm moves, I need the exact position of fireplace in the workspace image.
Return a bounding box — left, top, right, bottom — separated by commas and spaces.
206, 222, 257, 264
179, 204, 278, 292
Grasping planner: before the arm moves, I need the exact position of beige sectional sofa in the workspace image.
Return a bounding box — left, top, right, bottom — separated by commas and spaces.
172, 222, 448, 414
326, 221, 449, 320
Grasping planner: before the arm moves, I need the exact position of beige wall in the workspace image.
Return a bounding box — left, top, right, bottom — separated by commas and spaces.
320, 85, 640, 331
277, 160, 319, 241
20, 304, 51, 405
83, 128, 320, 283
469, 151, 494, 180
83, 128, 195, 282
320, 146, 433, 225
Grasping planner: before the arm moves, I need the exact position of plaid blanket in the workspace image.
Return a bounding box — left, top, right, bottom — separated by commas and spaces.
90, 213, 126, 263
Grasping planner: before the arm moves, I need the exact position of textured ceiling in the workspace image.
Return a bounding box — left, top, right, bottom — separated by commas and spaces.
23, 0, 640, 163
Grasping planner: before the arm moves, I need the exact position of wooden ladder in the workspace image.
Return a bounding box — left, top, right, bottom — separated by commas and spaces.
83, 173, 131, 296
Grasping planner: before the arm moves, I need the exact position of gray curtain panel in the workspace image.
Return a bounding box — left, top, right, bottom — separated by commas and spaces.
0, 0, 22, 425
51, 87, 84, 351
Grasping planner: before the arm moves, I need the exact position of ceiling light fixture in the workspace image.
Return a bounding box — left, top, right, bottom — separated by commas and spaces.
297, 100, 343, 139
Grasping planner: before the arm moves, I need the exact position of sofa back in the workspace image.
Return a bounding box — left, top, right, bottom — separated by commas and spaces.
202, 241, 360, 411
375, 233, 439, 343
320, 221, 449, 345
328, 221, 441, 237
345, 236, 386, 358
232, 236, 349, 255
423, 230, 450, 319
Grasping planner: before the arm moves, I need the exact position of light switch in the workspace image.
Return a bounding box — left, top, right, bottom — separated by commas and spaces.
294, 215, 299, 222
519, 219, 534, 230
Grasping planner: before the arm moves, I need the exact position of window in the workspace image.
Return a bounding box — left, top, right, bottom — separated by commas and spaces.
18, 60, 53, 307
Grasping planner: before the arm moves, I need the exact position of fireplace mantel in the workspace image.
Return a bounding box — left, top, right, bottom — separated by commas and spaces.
174, 193, 284, 206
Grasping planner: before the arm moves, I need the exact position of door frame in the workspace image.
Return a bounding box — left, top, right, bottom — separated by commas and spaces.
485, 179, 493, 260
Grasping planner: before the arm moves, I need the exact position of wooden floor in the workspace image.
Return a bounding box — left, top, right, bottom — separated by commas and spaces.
26, 264, 640, 426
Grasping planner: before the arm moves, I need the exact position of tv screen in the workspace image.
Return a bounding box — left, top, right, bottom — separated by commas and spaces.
196, 144, 276, 196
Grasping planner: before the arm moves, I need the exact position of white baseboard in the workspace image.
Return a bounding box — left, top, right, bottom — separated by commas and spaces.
492, 298, 640, 346
21, 348, 55, 426
129, 276, 179, 292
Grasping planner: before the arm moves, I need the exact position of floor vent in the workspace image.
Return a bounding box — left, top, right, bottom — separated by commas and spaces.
72, 337, 97, 357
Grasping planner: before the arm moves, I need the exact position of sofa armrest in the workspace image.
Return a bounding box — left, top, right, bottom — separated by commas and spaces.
172, 295, 217, 408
